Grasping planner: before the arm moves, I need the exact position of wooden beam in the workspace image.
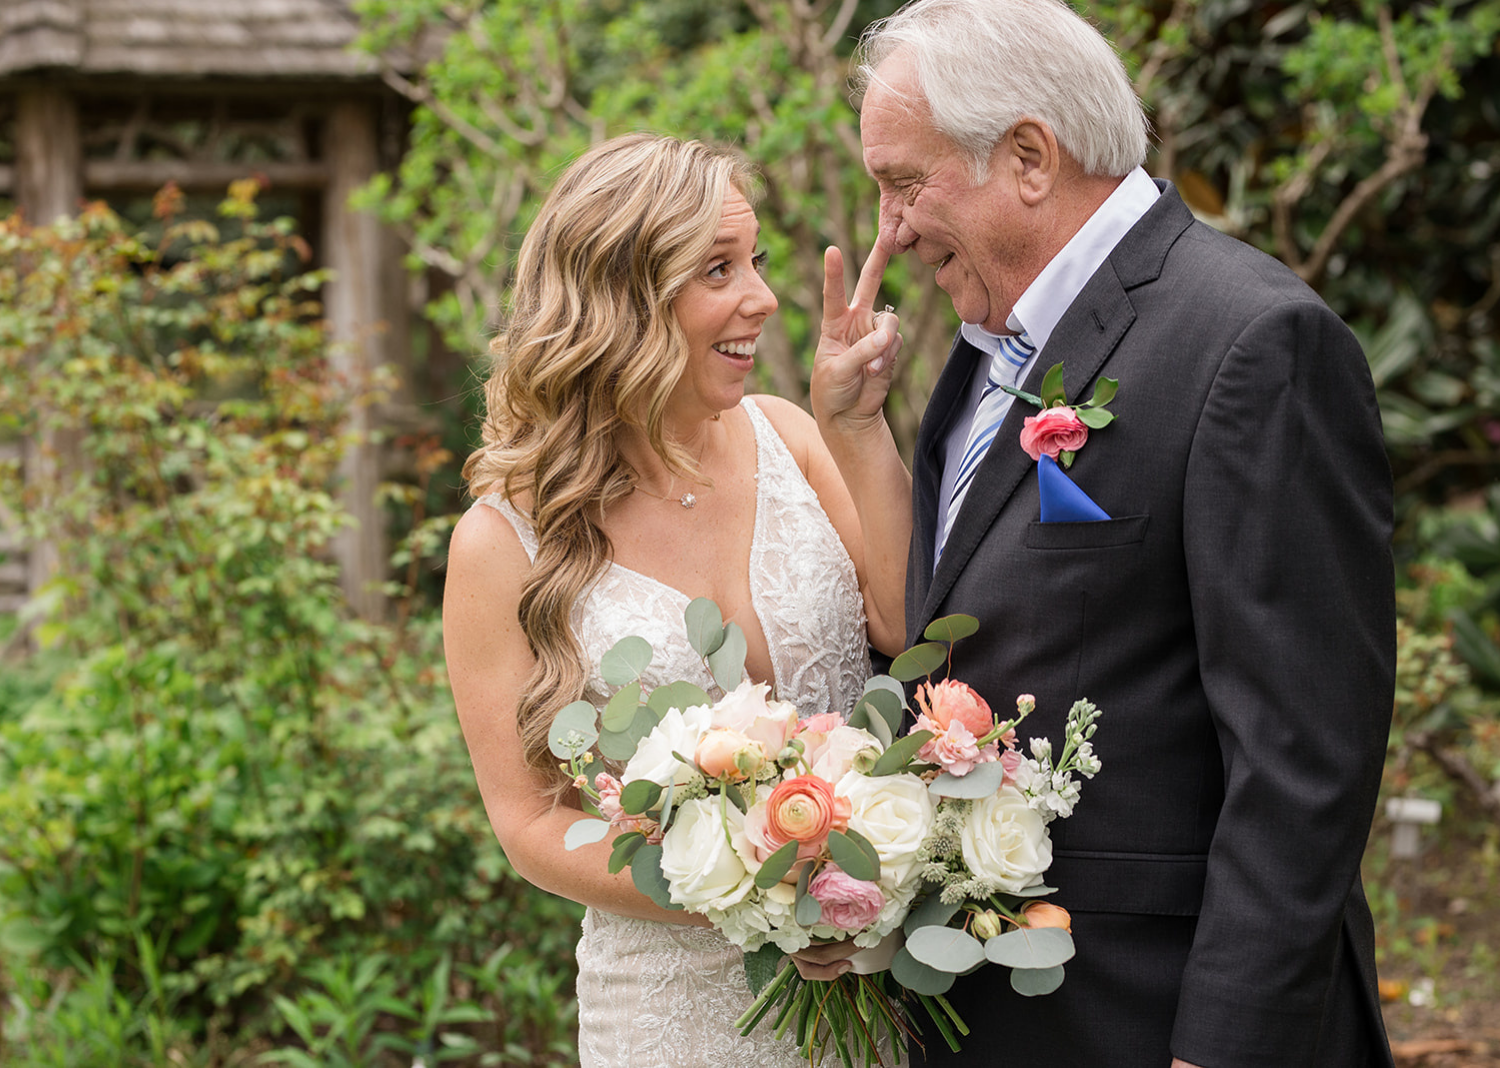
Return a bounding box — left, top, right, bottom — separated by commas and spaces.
83, 158, 330, 192
16, 86, 83, 608
322, 97, 388, 620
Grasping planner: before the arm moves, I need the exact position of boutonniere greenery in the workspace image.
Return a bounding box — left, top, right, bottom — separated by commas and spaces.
1004, 362, 1118, 469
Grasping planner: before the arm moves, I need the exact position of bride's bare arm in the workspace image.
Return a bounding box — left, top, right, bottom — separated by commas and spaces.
807, 242, 912, 656
443, 503, 708, 925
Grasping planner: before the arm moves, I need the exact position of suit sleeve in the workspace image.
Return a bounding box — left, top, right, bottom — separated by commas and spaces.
1172, 299, 1395, 1065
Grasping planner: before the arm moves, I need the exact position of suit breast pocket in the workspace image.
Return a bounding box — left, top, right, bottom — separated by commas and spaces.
1024, 515, 1150, 551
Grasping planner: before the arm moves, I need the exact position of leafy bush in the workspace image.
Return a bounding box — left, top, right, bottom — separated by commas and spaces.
0, 190, 582, 1065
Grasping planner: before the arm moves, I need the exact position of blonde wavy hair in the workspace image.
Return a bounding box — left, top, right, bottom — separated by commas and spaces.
463, 133, 758, 789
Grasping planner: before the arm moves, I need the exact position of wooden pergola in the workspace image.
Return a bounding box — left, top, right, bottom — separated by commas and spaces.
0, 0, 420, 620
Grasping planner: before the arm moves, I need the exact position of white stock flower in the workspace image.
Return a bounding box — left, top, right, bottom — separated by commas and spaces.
659, 797, 756, 913
623, 704, 713, 788
835, 769, 936, 890
959, 785, 1052, 893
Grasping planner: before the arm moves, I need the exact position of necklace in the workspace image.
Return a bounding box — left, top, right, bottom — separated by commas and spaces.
631, 419, 715, 509
633, 482, 700, 509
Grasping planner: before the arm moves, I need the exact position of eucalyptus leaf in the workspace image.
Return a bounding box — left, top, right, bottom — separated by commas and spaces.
846, 701, 892, 747
890, 946, 956, 996
906, 925, 987, 974
547, 701, 599, 760
795, 885, 823, 926
597, 705, 659, 762
754, 839, 799, 889
827, 829, 881, 883
647, 681, 711, 716
744, 943, 785, 997
1007, 883, 1059, 899
889, 642, 947, 682
1084, 377, 1118, 408
923, 614, 979, 643
563, 818, 610, 851
1077, 407, 1115, 429
903, 892, 962, 937
607, 832, 645, 874
928, 761, 1007, 799
601, 681, 643, 732
630, 845, 679, 910
684, 597, 727, 657
619, 779, 662, 816
851, 687, 904, 741
870, 730, 933, 776
707, 622, 748, 691
983, 926, 1075, 970
1040, 362, 1067, 408
1010, 964, 1066, 997
600, 636, 652, 687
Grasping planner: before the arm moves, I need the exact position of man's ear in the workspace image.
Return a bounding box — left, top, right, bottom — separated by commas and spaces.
1008, 119, 1059, 206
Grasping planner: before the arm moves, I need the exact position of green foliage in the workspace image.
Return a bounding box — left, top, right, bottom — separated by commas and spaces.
0, 192, 582, 1065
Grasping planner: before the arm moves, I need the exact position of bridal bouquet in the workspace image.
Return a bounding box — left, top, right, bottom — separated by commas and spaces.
551, 601, 1102, 1067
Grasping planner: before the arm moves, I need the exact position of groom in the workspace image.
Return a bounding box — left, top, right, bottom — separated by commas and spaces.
812, 1, 1397, 1065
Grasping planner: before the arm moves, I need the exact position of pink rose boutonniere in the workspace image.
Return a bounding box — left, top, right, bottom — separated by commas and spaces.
1005, 362, 1118, 468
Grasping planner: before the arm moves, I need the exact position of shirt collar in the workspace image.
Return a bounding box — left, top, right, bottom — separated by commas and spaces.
960, 166, 1159, 357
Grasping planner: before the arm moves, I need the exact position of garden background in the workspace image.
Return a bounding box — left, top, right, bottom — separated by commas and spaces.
1, 0, 1498, 1065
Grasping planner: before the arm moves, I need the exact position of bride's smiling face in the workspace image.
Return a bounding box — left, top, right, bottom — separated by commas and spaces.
668, 189, 778, 421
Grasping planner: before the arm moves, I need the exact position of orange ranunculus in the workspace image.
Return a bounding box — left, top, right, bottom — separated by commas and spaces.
915, 679, 993, 738
764, 775, 850, 845
1020, 901, 1072, 932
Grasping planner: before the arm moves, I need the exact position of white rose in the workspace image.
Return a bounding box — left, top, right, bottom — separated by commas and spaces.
835, 769, 936, 890
808, 726, 883, 783
711, 680, 798, 759
623, 704, 713, 788
660, 797, 756, 912
959, 785, 1053, 893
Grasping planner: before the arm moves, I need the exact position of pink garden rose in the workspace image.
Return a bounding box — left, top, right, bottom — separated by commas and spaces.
1019, 406, 1089, 461
808, 866, 886, 932
917, 720, 991, 776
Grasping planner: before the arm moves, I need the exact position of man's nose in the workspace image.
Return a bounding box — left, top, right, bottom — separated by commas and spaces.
879, 194, 915, 253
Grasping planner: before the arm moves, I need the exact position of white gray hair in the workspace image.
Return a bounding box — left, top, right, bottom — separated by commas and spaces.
854, 0, 1150, 180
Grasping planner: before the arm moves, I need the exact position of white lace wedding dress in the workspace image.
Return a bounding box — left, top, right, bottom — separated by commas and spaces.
479, 397, 877, 1067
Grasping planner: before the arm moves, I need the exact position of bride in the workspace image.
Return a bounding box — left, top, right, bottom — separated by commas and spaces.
442, 133, 911, 1065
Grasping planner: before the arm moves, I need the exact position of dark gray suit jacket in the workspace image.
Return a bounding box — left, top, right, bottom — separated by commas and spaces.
907, 184, 1396, 1068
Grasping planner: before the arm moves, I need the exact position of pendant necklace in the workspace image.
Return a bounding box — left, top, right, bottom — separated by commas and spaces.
632, 416, 716, 509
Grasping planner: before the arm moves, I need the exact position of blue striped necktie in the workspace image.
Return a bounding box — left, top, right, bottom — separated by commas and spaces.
936, 332, 1037, 562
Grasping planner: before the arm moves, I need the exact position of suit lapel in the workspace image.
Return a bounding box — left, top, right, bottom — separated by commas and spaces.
915, 182, 1196, 631
908, 332, 981, 628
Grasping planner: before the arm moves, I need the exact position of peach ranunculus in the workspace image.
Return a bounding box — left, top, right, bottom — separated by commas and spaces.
695, 727, 763, 782
1019, 406, 1089, 462
765, 775, 850, 846
914, 680, 993, 737
1019, 901, 1073, 932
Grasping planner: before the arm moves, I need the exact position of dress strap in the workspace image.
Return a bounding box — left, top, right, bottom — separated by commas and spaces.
472, 493, 539, 563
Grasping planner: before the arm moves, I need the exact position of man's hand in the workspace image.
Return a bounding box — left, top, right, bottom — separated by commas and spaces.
811, 242, 902, 436
1171, 1059, 1206, 1067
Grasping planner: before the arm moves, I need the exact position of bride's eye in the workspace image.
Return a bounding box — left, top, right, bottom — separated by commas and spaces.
706, 259, 730, 279
752, 250, 769, 276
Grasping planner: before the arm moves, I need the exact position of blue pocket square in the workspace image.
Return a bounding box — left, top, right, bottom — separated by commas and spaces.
1039, 454, 1111, 522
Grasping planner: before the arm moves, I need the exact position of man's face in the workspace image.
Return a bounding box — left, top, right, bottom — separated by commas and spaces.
860, 54, 1029, 333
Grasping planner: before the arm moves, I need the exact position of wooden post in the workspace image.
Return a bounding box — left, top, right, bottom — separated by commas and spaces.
15, 86, 83, 603
322, 98, 388, 620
